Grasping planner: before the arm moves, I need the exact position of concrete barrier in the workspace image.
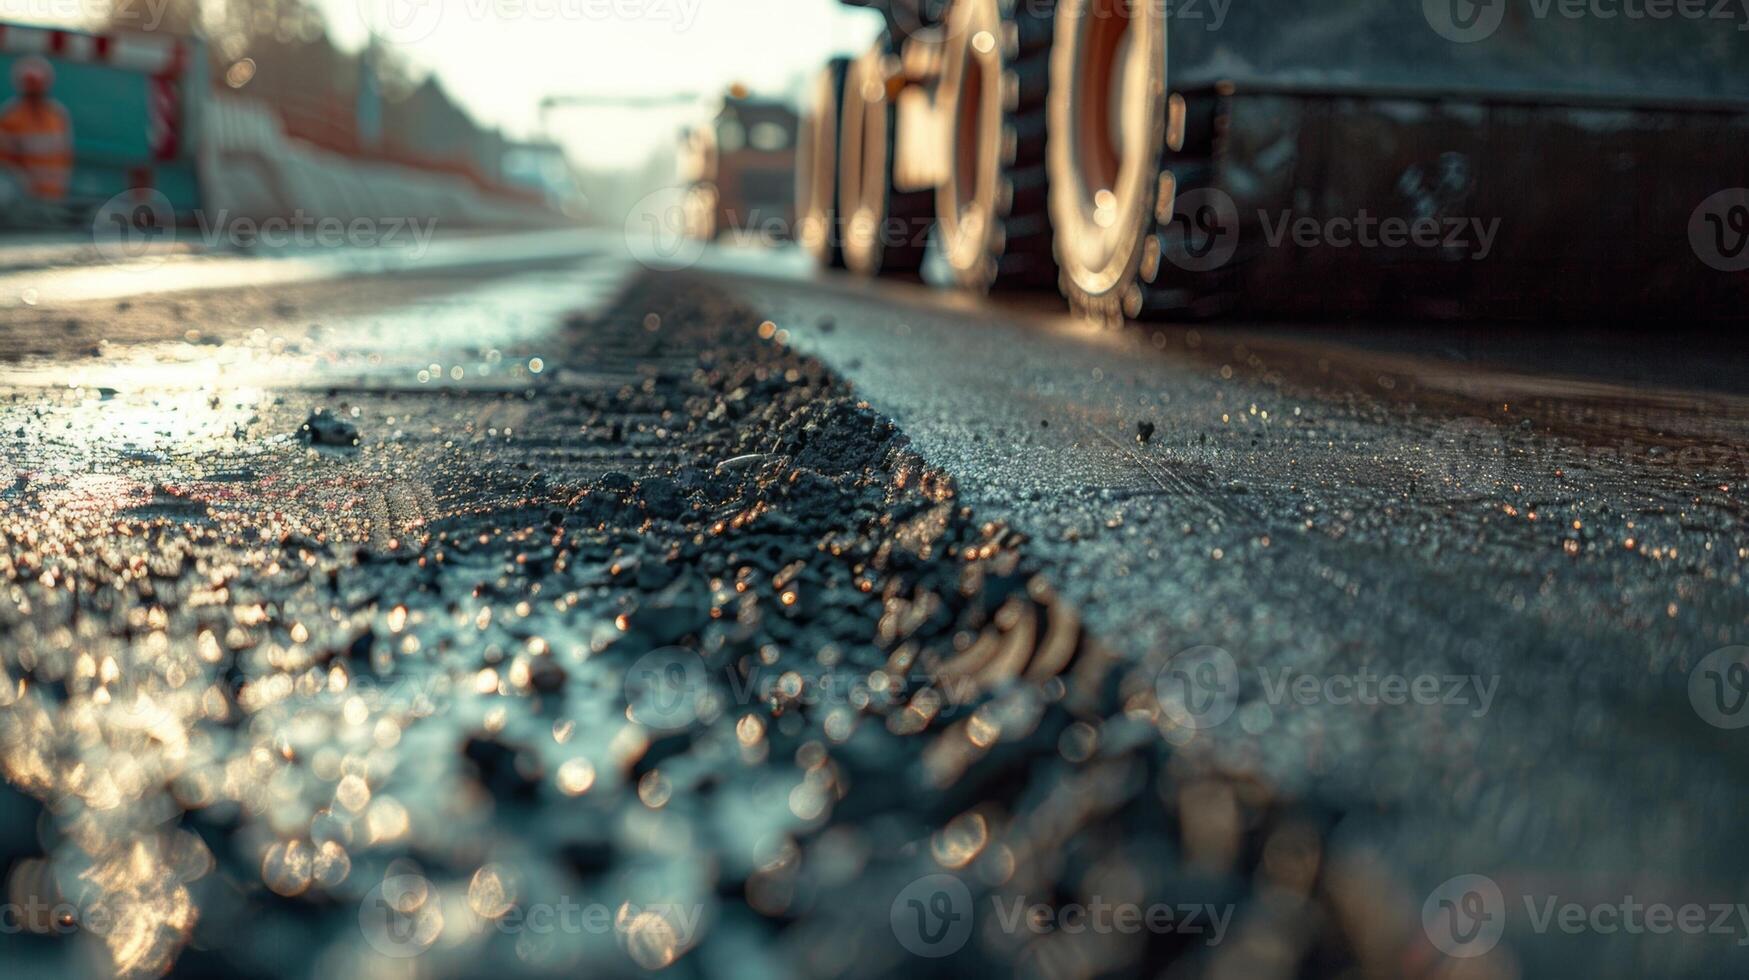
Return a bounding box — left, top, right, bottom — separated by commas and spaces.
200, 95, 562, 230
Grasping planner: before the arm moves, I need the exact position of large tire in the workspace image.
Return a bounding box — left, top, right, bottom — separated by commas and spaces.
936, 0, 1059, 291
841, 46, 933, 278
1048, 0, 1233, 323
798, 57, 851, 268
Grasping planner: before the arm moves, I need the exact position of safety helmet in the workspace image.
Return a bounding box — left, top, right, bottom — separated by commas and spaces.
12, 56, 53, 97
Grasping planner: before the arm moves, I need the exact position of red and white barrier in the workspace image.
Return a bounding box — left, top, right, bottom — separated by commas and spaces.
3, 24, 187, 163
0, 24, 189, 78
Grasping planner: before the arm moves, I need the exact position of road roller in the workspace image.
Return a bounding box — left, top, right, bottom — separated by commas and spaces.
797, 0, 1748, 321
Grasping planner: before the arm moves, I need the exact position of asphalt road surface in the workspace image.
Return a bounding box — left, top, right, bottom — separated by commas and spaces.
2, 234, 1747, 979
720, 263, 1749, 977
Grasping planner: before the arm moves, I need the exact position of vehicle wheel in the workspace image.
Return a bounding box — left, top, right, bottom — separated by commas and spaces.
798, 57, 851, 268
1048, 0, 1233, 322
841, 46, 933, 278
936, 0, 1058, 291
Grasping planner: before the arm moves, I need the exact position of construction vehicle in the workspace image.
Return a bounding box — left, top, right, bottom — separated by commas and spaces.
680, 91, 800, 243
798, 1, 1749, 320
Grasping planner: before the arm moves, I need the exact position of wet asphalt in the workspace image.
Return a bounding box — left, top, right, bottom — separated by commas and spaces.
0, 235, 1746, 978
721, 265, 1749, 978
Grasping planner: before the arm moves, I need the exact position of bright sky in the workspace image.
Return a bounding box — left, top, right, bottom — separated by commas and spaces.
326, 0, 883, 168
18, 0, 880, 169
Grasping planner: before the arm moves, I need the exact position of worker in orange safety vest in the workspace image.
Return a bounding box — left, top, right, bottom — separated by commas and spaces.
0, 57, 74, 202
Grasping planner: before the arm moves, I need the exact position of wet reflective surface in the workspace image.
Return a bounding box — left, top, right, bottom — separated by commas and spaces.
732, 268, 1749, 978
1, 245, 1746, 979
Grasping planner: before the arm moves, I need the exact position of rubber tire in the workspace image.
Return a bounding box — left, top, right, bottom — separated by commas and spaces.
1048, 0, 1234, 322
841, 45, 933, 278
936, 0, 1058, 291
798, 57, 852, 269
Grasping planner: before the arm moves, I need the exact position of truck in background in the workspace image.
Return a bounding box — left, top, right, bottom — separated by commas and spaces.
681, 91, 800, 244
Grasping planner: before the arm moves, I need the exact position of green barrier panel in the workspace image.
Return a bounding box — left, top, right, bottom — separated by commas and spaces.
0, 37, 206, 216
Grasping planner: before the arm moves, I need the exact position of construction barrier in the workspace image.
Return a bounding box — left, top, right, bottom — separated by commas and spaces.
0, 22, 204, 219
0, 20, 564, 234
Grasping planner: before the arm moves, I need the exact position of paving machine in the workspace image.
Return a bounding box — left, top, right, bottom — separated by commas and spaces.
797, 0, 1748, 320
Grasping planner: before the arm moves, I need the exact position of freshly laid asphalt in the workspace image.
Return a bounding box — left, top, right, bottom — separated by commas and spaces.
723, 266, 1749, 979
1, 234, 1745, 978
